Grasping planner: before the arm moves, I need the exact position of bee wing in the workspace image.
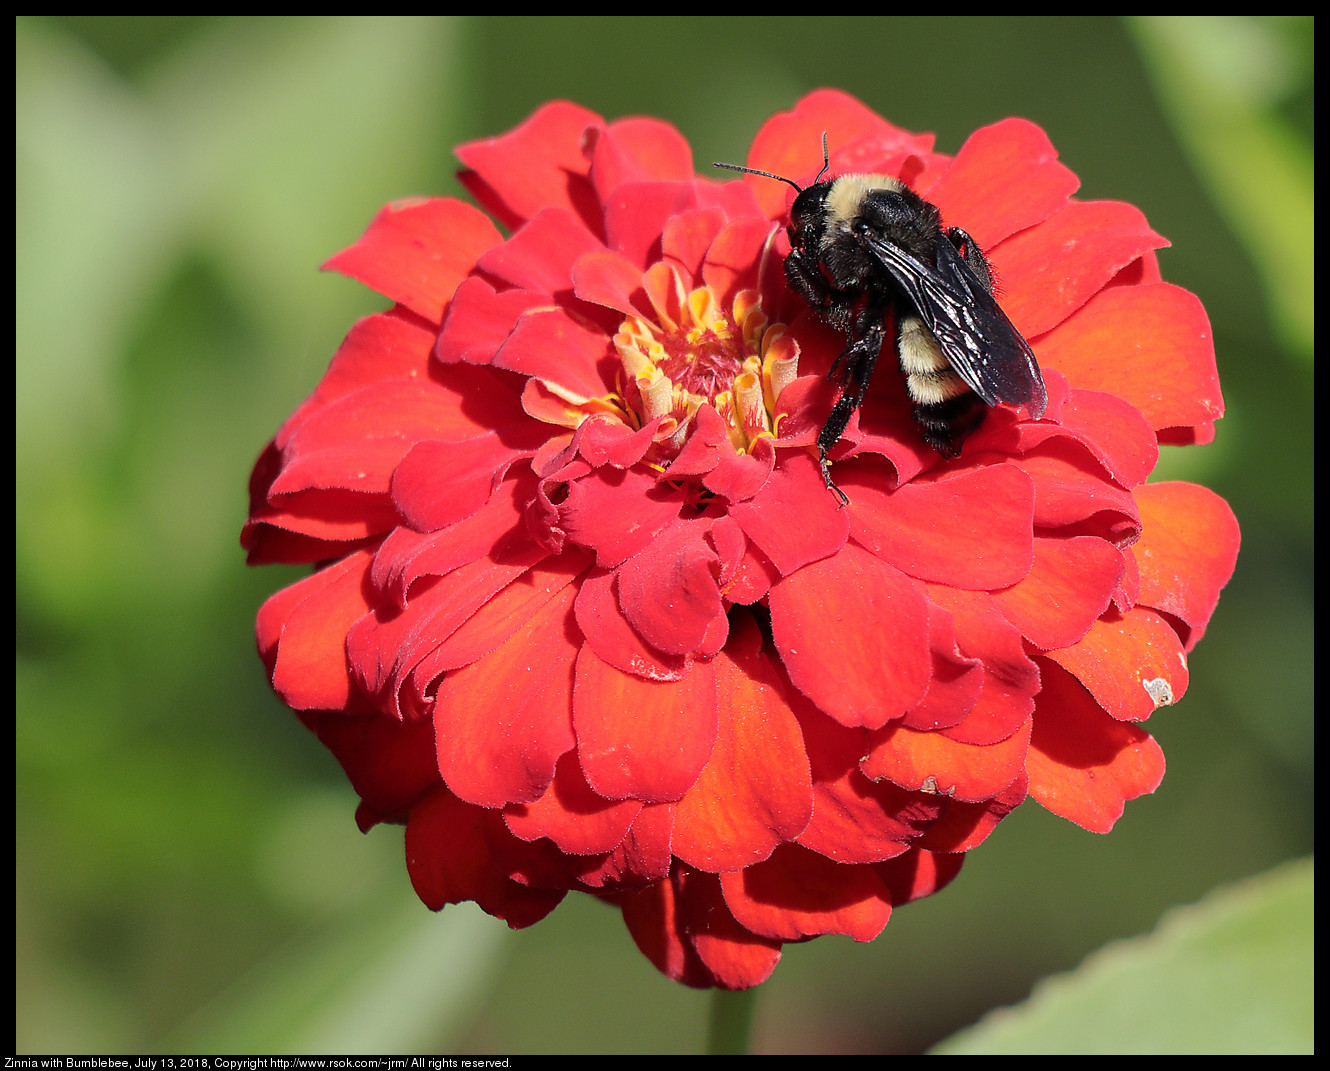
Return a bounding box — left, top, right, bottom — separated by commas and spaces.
864, 235, 1047, 418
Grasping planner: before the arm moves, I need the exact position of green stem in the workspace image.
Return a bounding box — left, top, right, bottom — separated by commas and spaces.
707, 986, 758, 1054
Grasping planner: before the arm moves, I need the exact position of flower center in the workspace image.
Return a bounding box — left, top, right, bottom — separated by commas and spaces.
614, 263, 798, 460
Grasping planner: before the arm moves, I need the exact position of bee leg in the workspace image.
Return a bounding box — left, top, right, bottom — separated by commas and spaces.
785, 251, 853, 332
817, 306, 886, 505
945, 227, 994, 294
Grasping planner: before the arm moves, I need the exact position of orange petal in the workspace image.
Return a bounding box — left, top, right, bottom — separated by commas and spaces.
1027, 660, 1165, 832
574, 647, 717, 803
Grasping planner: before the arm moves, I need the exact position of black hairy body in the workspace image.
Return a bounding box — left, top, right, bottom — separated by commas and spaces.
716, 150, 1047, 502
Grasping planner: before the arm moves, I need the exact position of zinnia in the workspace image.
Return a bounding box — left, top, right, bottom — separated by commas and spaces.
244, 90, 1238, 990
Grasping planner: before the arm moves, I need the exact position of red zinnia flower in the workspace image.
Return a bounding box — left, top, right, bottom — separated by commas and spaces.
244, 90, 1238, 990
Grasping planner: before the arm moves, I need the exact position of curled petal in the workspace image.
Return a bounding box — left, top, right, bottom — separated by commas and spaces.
861, 717, 1032, 803
504, 752, 642, 856
875, 847, 965, 906
621, 866, 781, 990
1046, 607, 1189, 722
259, 549, 375, 713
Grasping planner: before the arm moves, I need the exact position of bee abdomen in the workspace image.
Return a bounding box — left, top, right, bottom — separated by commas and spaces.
898, 314, 985, 456
913, 393, 987, 456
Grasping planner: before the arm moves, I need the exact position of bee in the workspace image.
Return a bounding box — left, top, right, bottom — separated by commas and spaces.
715, 138, 1046, 503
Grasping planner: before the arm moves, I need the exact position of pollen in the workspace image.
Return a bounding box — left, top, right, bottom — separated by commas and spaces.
613, 264, 798, 460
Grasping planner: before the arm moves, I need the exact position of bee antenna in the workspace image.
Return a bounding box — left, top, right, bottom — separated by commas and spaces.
813, 132, 831, 185
714, 131, 833, 192
712, 160, 804, 194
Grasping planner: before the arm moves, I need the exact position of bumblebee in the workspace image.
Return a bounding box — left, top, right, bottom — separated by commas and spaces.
716, 140, 1046, 501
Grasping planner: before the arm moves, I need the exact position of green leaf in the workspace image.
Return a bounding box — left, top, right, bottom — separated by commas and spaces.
932, 858, 1314, 1054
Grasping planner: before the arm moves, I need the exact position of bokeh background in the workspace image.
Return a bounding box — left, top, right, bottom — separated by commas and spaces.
16, 16, 1312, 1055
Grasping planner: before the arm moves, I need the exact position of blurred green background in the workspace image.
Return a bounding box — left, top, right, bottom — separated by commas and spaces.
15, 16, 1312, 1055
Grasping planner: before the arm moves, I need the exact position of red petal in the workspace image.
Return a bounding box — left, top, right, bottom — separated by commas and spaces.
845, 464, 1035, 589
405, 786, 564, 926
745, 89, 934, 219
1133, 482, 1240, 650
699, 216, 775, 309
346, 549, 547, 717
580, 802, 675, 889
574, 646, 718, 803
673, 614, 813, 871
476, 206, 605, 296
323, 198, 501, 324
729, 451, 849, 574
899, 600, 984, 732
272, 379, 489, 498
1026, 660, 1165, 833
559, 465, 684, 567
617, 519, 725, 657
455, 100, 603, 232
278, 309, 436, 434
622, 866, 782, 989
619, 870, 714, 988
925, 586, 1041, 745
796, 713, 935, 864
913, 772, 1028, 853
602, 181, 698, 268
591, 116, 694, 200
861, 717, 1031, 803
721, 843, 892, 942
423, 551, 590, 676
875, 847, 965, 905
925, 117, 1079, 250
504, 751, 642, 855
435, 276, 547, 365
573, 567, 690, 681
992, 534, 1124, 650
493, 307, 614, 403
571, 248, 648, 319
1007, 443, 1142, 541
992, 200, 1169, 340
260, 549, 374, 713
771, 543, 931, 728
372, 472, 536, 606
390, 434, 528, 533
661, 207, 728, 281
310, 711, 438, 820
680, 870, 783, 990
1056, 389, 1159, 491
243, 486, 399, 553
1046, 607, 1189, 722
1034, 282, 1223, 435
721, 535, 780, 606
433, 583, 579, 807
